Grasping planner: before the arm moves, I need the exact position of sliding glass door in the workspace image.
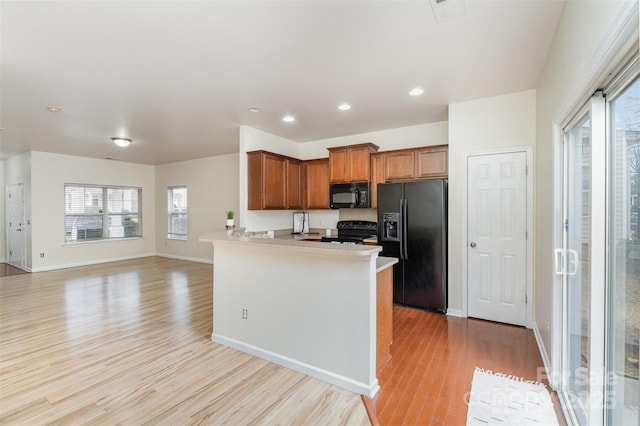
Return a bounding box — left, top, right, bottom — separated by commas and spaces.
558, 68, 639, 425
563, 114, 592, 425
607, 75, 639, 426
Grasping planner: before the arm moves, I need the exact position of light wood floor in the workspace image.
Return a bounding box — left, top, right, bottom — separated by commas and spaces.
0, 257, 369, 425
0, 263, 29, 278
1, 256, 563, 425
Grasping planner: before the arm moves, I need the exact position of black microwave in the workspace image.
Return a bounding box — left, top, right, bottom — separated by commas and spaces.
329, 182, 371, 209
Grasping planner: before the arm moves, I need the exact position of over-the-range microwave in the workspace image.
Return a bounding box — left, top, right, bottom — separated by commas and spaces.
329, 182, 371, 209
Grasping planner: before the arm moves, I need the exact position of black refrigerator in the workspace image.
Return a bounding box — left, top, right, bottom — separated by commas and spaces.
377, 180, 447, 312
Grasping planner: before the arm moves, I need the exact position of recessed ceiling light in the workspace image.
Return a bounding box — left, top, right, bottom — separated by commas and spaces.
338, 103, 352, 111
47, 105, 63, 113
111, 137, 132, 148
409, 87, 424, 96
248, 107, 261, 113
282, 115, 296, 123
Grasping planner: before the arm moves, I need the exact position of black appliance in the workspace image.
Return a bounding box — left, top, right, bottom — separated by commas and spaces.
329, 182, 371, 209
321, 220, 377, 244
377, 180, 447, 313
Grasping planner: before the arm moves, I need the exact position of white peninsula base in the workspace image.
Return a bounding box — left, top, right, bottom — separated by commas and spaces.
199, 231, 384, 398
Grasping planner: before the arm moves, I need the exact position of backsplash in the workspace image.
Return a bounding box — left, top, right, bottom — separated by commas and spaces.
245, 210, 339, 232
338, 208, 377, 223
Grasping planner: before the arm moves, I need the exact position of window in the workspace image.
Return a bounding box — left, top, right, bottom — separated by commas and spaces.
168, 186, 187, 240
65, 184, 142, 242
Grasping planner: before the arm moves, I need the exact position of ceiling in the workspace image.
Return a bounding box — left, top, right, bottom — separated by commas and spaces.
0, 0, 564, 165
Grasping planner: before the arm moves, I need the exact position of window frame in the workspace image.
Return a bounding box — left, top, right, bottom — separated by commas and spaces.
167, 186, 188, 240
64, 184, 142, 244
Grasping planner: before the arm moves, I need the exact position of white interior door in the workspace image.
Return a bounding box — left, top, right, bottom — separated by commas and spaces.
467, 152, 528, 326
7, 183, 26, 270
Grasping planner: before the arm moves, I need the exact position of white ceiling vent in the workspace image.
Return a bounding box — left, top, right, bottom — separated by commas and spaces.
430, 0, 468, 22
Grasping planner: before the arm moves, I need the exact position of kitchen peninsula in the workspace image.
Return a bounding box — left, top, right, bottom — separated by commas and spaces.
199, 230, 396, 397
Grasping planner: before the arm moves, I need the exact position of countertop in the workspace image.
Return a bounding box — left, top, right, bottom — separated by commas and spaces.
199, 229, 382, 257
376, 256, 398, 273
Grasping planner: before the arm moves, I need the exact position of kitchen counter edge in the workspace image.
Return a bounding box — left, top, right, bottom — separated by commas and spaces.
199, 230, 382, 257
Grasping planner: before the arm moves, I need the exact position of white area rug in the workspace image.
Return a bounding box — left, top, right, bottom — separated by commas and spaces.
466, 368, 559, 426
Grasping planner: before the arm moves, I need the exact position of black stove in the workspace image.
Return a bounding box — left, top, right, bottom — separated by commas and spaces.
321, 220, 377, 244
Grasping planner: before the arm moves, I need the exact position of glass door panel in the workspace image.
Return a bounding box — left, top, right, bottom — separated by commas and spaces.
565, 115, 591, 425
608, 75, 640, 426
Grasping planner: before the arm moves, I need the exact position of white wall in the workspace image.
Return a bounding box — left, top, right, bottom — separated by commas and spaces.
448, 90, 536, 314
0, 160, 5, 262
30, 151, 155, 271
298, 121, 449, 159
4, 153, 32, 269
155, 153, 239, 263
534, 0, 635, 382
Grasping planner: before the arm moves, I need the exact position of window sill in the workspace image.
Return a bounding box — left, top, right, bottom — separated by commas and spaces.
64, 237, 144, 247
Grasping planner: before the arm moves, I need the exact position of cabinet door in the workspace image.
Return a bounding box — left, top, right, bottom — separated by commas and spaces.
347, 145, 372, 182
370, 152, 385, 209
385, 150, 416, 181
263, 154, 287, 209
417, 146, 448, 178
328, 148, 348, 183
376, 266, 393, 373
286, 159, 303, 209
304, 159, 330, 209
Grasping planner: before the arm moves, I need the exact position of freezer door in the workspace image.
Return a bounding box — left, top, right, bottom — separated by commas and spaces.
377, 182, 405, 304
402, 180, 447, 312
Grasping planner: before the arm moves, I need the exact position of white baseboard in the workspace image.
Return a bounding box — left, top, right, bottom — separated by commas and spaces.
532, 322, 555, 388
30, 253, 157, 272
155, 253, 213, 265
212, 333, 380, 398
446, 308, 463, 317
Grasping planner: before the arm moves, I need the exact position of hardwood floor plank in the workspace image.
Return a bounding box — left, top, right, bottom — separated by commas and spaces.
370, 307, 564, 426
0, 257, 368, 425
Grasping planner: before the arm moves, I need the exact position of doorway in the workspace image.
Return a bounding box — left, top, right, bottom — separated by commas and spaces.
465, 148, 532, 326
6, 183, 26, 270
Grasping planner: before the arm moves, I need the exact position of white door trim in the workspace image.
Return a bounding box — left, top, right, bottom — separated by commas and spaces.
461, 146, 534, 328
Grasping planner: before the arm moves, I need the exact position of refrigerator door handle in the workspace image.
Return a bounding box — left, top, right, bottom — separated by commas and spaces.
399, 199, 405, 259
402, 198, 409, 259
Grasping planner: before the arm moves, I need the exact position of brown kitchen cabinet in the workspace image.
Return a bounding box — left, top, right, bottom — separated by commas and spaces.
303, 158, 330, 209
247, 150, 303, 210
370, 152, 385, 209
286, 158, 303, 209
385, 145, 448, 181
384, 149, 416, 181
416, 145, 448, 178
328, 143, 379, 183
376, 266, 393, 374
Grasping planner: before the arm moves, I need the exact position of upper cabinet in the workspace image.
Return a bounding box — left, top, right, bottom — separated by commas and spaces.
384, 145, 448, 181
416, 145, 448, 178
328, 143, 379, 183
303, 158, 330, 209
370, 152, 386, 210
247, 150, 303, 210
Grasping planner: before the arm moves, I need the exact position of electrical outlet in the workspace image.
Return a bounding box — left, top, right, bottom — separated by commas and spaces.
40, 252, 45, 258
242, 308, 248, 320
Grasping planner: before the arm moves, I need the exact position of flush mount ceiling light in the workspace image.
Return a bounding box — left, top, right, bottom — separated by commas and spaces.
111, 137, 132, 148
248, 107, 261, 113
338, 103, 352, 111
409, 87, 425, 96
46, 105, 63, 113
282, 115, 296, 123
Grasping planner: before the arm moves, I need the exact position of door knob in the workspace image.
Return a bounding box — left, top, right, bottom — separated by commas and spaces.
469, 242, 476, 248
